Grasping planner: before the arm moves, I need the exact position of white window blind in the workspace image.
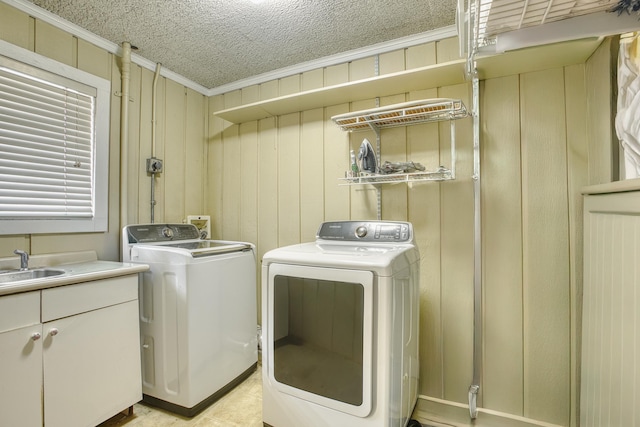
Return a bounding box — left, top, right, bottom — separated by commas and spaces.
0, 66, 96, 219
0, 41, 110, 235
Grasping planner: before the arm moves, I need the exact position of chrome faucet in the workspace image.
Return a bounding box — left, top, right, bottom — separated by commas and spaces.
13, 249, 29, 271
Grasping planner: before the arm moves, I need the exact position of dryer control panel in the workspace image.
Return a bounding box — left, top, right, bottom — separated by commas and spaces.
317, 221, 412, 243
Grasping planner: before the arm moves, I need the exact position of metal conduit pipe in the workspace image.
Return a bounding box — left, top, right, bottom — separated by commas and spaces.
119, 42, 131, 241
468, 69, 482, 420
150, 63, 161, 223
467, 0, 483, 418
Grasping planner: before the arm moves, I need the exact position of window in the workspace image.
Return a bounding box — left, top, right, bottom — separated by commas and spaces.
0, 41, 110, 234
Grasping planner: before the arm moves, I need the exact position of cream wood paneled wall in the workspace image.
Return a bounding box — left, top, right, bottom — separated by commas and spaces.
0, 2, 207, 261
209, 38, 614, 427
0, 2, 617, 424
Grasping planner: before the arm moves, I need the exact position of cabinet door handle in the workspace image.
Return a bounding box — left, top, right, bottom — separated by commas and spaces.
31, 332, 41, 341
49, 328, 59, 336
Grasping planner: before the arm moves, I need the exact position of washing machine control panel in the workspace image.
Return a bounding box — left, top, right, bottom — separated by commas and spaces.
125, 223, 200, 243
317, 221, 412, 242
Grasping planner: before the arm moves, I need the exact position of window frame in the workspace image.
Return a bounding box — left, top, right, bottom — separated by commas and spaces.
0, 40, 110, 235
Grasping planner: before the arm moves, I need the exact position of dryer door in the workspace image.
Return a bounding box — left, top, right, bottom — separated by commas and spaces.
265, 263, 374, 418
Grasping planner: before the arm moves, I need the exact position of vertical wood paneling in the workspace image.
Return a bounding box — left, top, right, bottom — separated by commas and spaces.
126, 64, 142, 225
239, 121, 258, 244
521, 68, 571, 426
406, 42, 437, 69
585, 39, 616, 185
350, 57, 376, 81
408, 87, 443, 397
564, 64, 589, 427
278, 113, 301, 246
379, 49, 406, 75
222, 122, 240, 239
300, 109, 325, 242
34, 20, 73, 66
163, 81, 187, 223
256, 117, 278, 321
135, 68, 154, 224
242, 85, 260, 105
324, 103, 350, 222
279, 75, 300, 96
436, 37, 462, 63
208, 95, 225, 239
0, 3, 31, 49
439, 83, 474, 404
301, 69, 324, 92
481, 75, 524, 414
260, 80, 279, 101
77, 39, 110, 80
324, 63, 349, 86
184, 89, 206, 217
257, 117, 278, 257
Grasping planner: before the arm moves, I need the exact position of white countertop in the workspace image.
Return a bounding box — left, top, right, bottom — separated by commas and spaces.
0, 251, 149, 296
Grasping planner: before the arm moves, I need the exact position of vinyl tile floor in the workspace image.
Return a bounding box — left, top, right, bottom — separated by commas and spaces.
98, 365, 263, 427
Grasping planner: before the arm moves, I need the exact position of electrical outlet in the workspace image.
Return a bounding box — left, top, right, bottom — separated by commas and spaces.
146, 157, 163, 174
187, 215, 210, 239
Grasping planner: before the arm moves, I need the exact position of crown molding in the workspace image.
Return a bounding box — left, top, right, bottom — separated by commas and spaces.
207, 25, 458, 96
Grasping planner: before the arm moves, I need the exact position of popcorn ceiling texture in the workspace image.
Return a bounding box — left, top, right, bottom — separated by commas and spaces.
27, 0, 457, 89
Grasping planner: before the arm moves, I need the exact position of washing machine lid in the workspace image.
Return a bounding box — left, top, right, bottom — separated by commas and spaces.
123, 223, 252, 257
138, 239, 251, 257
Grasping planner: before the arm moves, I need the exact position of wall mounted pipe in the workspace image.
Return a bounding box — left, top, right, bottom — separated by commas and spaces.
150, 63, 161, 223
468, 68, 482, 420
119, 42, 131, 237
467, 0, 483, 418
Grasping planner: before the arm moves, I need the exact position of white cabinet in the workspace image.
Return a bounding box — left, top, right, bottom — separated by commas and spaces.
0, 291, 42, 427
0, 274, 142, 427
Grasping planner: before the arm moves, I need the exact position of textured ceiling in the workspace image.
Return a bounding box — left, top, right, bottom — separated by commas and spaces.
26, 0, 457, 89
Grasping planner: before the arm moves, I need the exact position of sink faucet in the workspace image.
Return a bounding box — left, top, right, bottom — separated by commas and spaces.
13, 249, 29, 271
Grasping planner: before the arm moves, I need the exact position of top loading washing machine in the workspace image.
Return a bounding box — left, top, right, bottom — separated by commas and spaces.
122, 223, 258, 417
261, 220, 420, 427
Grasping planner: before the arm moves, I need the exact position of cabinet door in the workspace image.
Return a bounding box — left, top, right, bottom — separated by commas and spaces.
43, 300, 142, 427
0, 324, 43, 427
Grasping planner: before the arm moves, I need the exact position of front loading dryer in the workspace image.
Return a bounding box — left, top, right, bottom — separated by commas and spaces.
261, 220, 421, 427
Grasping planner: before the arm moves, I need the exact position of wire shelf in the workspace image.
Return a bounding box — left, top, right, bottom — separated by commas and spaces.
474, 0, 617, 46
331, 98, 468, 132
339, 168, 453, 186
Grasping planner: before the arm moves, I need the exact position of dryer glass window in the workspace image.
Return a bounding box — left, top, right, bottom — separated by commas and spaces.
273, 275, 364, 406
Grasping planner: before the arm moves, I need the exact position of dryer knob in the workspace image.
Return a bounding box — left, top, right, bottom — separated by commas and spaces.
355, 225, 368, 238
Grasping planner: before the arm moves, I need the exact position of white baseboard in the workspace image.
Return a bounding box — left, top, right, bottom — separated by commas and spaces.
413, 395, 565, 427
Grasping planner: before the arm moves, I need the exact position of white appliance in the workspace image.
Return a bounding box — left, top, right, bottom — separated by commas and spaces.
122, 223, 258, 417
261, 221, 421, 427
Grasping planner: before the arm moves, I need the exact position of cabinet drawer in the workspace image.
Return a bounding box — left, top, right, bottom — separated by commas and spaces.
42, 275, 138, 322
0, 291, 40, 333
